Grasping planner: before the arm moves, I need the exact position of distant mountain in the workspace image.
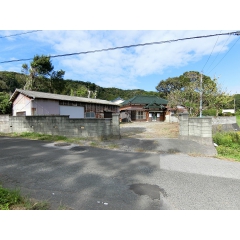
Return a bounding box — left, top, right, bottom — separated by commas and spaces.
0, 71, 160, 101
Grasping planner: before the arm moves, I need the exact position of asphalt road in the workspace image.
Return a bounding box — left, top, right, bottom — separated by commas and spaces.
1, 136, 240, 210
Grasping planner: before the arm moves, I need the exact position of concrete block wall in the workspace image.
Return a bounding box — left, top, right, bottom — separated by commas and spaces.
0, 115, 10, 133
179, 113, 189, 137
0, 115, 120, 139
165, 114, 179, 123
179, 113, 213, 145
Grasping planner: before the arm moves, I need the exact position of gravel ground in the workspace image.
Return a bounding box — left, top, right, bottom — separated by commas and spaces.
120, 121, 179, 139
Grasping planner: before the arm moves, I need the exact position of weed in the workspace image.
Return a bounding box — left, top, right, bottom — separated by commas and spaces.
0, 186, 23, 210
213, 131, 240, 161
0, 185, 50, 210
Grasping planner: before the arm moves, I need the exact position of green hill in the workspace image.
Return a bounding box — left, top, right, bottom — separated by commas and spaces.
0, 71, 160, 101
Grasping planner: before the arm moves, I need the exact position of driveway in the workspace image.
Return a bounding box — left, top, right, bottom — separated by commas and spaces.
1, 136, 240, 210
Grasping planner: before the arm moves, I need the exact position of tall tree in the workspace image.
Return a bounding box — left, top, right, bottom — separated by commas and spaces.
159, 71, 232, 116
22, 55, 65, 93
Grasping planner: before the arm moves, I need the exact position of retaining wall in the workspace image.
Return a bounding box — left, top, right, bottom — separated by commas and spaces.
0, 114, 120, 139
211, 116, 239, 133
211, 116, 236, 125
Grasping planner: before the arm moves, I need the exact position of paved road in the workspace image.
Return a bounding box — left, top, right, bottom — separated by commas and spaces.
0, 136, 240, 210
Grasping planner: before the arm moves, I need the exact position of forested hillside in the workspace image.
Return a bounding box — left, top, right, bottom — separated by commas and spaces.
0, 70, 160, 114
0, 70, 160, 99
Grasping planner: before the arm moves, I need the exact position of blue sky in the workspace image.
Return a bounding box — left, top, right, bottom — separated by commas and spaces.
1, 30, 239, 94
1, 2, 239, 95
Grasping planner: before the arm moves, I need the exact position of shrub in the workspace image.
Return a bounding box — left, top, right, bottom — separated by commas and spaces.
213, 132, 240, 147
213, 132, 240, 161
225, 112, 233, 116
202, 109, 217, 116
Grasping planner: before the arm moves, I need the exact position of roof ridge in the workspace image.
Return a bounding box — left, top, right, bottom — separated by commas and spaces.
10, 89, 119, 106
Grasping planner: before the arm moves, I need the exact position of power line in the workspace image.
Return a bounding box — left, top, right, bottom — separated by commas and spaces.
204, 34, 232, 73
208, 37, 240, 74
0, 30, 42, 39
201, 30, 222, 72
0, 30, 239, 64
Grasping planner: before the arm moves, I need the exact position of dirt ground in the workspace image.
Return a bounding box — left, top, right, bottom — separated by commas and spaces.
120, 121, 179, 139
78, 121, 180, 153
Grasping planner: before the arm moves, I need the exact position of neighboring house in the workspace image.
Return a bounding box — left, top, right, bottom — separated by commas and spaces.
111, 97, 125, 105
165, 105, 187, 123
10, 89, 119, 119
120, 96, 168, 122
222, 109, 235, 114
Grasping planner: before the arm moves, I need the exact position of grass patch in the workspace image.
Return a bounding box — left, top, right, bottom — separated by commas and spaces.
213, 131, 240, 162
0, 132, 85, 144
0, 185, 49, 210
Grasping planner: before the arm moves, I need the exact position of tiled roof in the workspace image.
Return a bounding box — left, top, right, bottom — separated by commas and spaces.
10, 89, 120, 106
121, 96, 168, 106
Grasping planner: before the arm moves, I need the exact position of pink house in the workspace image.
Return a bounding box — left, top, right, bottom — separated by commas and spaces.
10, 89, 119, 119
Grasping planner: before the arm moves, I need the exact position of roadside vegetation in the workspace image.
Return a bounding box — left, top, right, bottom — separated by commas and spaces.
213, 131, 240, 162
0, 131, 119, 149
0, 132, 82, 143
236, 114, 240, 127
0, 185, 49, 210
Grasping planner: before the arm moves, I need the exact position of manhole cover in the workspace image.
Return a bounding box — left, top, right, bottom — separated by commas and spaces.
54, 143, 71, 147
69, 146, 87, 152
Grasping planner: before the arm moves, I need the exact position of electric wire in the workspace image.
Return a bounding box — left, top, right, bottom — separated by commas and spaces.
208, 37, 240, 74
0, 31, 239, 64
204, 34, 232, 74
201, 31, 222, 72
0, 30, 42, 39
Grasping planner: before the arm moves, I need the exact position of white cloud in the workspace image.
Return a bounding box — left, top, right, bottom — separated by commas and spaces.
1, 30, 237, 90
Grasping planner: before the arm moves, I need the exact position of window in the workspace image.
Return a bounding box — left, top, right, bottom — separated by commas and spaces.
136, 111, 146, 119
85, 112, 95, 118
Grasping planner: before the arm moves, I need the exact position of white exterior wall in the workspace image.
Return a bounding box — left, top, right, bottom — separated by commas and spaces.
13, 94, 32, 116
32, 99, 59, 115
60, 105, 84, 118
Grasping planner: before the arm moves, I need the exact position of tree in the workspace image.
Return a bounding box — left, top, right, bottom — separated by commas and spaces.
206, 81, 233, 116
156, 76, 188, 98
0, 92, 12, 114
161, 71, 232, 117
22, 55, 65, 92
0, 80, 7, 92
49, 70, 65, 94
0, 71, 22, 93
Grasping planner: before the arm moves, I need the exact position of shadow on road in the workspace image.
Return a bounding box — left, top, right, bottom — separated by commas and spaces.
0, 137, 165, 210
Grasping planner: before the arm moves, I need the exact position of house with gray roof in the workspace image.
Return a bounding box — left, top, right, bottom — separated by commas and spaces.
120, 95, 168, 122
10, 89, 120, 119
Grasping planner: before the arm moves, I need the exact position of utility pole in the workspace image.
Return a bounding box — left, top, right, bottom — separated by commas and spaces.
200, 72, 203, 117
